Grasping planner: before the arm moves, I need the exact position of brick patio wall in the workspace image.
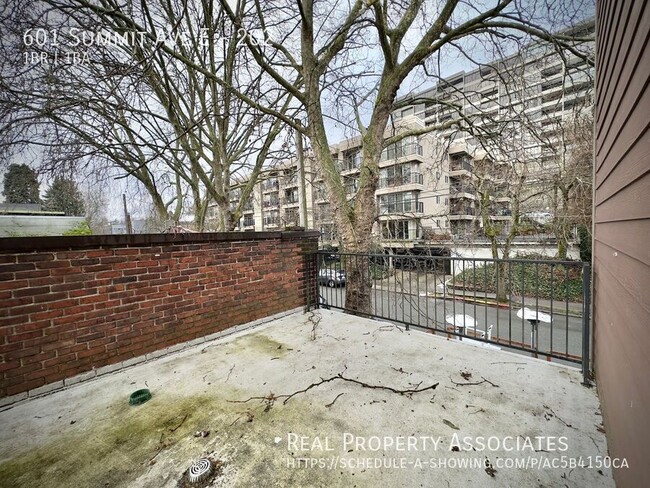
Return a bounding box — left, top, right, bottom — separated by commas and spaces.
0, 231, 319, 398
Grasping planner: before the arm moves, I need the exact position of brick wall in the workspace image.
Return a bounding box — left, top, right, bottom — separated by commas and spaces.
0, 231, 319, 398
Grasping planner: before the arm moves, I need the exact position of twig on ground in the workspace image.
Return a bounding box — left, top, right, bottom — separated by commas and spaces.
450, 376, 500, 388
543, 404, 574, 428
170, 414, 188, 432
391, 366, 411, 375
325, 393, 345, 408
225, 364, 235, 383
228, 370, 439, 406
306, 310, 322, 341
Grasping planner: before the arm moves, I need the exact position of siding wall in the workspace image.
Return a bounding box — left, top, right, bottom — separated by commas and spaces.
594, 1, 650, 486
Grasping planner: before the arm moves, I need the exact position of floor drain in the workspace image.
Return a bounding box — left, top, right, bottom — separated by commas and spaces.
188, 458, 213, 484
128, 389, 152, 406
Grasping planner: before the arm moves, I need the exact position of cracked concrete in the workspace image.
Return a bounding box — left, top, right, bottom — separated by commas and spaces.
0, 309, 614, 487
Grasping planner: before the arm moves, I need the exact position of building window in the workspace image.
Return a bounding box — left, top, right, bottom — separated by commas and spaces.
382, 220, 410, 240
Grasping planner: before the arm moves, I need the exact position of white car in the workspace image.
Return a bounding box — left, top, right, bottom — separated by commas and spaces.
318, 269, 346, 287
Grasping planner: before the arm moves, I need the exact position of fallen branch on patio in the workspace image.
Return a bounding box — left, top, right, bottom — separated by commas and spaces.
325, 393, 345, 408
306, 310, 322, 341
228, 371, 439, 406
449, 376, 500, 388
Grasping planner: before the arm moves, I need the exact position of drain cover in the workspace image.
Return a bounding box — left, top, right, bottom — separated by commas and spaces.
128, 389, 152, 406
188, 458, 213, 484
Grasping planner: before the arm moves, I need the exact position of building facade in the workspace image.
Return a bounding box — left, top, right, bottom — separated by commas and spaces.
213, 20, 594, 254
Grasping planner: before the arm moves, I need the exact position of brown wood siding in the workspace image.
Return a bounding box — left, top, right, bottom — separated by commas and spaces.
594, 0, 650, 486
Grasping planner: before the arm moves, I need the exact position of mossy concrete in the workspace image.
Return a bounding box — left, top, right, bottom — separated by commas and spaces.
0, 310, 615, 487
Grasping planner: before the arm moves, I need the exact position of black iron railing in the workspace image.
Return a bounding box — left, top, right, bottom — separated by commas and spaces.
311, 251, 591, 383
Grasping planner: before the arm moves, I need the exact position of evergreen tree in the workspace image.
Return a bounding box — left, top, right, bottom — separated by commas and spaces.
2, 164, 40, 204
43, 177, 86, 216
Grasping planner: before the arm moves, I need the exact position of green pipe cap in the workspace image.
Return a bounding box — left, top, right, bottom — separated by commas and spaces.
129, 388, 152, 406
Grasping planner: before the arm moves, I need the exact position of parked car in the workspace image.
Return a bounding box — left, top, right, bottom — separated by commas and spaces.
318, 268, 346, 287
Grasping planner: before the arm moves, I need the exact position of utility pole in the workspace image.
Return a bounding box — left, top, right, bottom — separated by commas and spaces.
122, 193, 133, 234
295, 119, 309, 229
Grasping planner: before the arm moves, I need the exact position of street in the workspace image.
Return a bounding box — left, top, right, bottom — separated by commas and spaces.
319, 285, 584, 362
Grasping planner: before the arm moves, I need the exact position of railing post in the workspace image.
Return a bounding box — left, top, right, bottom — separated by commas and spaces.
581, 262, 592, 385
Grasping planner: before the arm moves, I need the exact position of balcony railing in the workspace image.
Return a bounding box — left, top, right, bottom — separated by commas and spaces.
282, 197, 299, 205
263, 217, 280, 226
378, 172, 424, 189
313, 251, 591, 382
262, 200, 279, 208
450, 185, 475, 196
450, 160, 473, 172
262, 180, 279, 191
283, 175, 298, 186
243, 218, 255, 227
342, 153, 362, 172
450, 206, 476, 216
379, 201, 424, 214
380, 143, 423, 162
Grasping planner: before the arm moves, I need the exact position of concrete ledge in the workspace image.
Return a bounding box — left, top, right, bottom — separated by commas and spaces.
0, 306, 304, 411
0, 231, 321, 252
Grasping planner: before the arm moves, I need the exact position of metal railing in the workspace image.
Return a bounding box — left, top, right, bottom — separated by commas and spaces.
311, 251, 591, 383
379, 201, 424, 214
378, 172, 424, 188
380, 143, 423, 162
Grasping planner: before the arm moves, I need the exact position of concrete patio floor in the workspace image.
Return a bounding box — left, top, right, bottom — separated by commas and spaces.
0, 309, 614, 487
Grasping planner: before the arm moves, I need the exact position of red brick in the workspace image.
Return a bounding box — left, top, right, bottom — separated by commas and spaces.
76, 346, 106, 359
76, 332, 105, 343
22, 367, 49, 381
6, 378, 46, 396
5, 346, 40, 361
0, 360, 20, 373
20, 350, 56, 365
85, 250, 114, 258
7, 330, 43, 343
37, 260, 72, 270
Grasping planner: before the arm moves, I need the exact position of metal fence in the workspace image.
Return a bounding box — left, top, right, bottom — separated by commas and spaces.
312, 251, 591, 383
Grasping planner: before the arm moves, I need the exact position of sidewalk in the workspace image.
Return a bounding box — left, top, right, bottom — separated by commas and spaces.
372, 271, 584, 317
373, 283, 584, 317
443, 288, 584, 317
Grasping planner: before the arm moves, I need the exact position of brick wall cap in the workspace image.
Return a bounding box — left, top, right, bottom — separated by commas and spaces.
0, 231, 321, 252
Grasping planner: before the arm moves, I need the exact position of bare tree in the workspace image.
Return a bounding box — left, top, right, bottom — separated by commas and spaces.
2, 0, 594, 313
0, 0, 293, 230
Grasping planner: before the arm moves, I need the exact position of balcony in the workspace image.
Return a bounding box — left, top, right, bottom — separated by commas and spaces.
262, 179, 279, 192
0, 305, 611, 488
449, 185, 476, 198
283, 175, 299, 187
379, 200, 424, 214
263, 216, 280, 227
380, 143, 423, 163
282, 197, 300, 207
262, 199, 280, 209
449, 160, 473, 176
243, 217, 255, 227
341, 153, 361, 172
378, 172, 424, 189
449, 206, 476, 219
0, 235, 614, 488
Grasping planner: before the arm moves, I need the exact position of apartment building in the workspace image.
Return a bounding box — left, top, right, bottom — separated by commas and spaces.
214, 19, 593, 251
217, 159, 314, 233
393, 19, 594, 240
